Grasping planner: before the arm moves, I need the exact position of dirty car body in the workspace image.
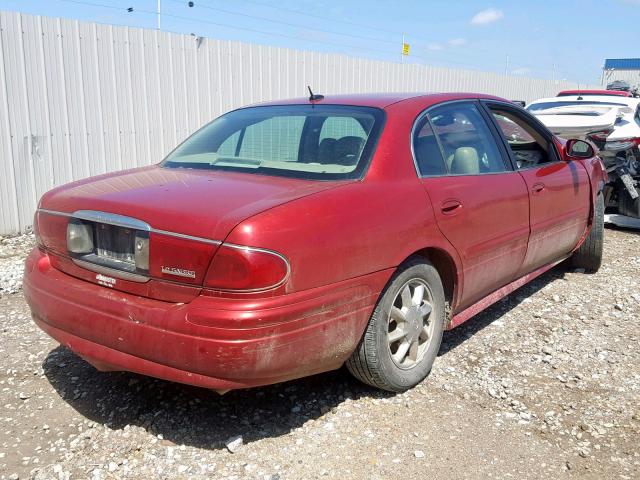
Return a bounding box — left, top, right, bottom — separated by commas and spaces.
527, 94, 640, 218
24, 93, 606, 392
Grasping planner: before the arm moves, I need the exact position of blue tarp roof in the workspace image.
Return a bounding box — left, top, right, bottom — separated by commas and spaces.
604, 58, 640, 70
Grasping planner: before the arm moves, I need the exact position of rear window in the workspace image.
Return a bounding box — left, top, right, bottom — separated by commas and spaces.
162, 105, 384, 180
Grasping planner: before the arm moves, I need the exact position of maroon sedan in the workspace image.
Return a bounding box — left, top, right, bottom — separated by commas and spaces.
24, 93, 606, 393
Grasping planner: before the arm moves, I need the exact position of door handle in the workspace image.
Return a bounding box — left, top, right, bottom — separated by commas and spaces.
441, 199, 462, 214
532, 183, 546, 194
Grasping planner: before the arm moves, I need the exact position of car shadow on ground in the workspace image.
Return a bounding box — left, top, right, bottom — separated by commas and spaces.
41, 265, 566, 451
439, 265, 567, 356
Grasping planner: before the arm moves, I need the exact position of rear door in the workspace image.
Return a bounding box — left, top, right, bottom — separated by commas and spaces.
482, 101, 591, 275
413, 101, 530, 310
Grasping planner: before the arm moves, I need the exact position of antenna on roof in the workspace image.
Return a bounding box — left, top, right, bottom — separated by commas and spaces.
308, 86, 324, 102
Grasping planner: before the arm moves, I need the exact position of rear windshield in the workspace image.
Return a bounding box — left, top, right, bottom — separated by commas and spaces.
162, 105, 385, 180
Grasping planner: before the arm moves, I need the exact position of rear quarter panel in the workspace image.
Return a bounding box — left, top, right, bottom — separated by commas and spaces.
224, 97, 464, 296
224, 178, 459, 293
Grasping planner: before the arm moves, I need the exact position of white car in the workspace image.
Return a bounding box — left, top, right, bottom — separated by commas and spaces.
527, 94, 640, 219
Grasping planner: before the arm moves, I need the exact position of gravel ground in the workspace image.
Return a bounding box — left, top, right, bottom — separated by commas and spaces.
0, 228, 639, 480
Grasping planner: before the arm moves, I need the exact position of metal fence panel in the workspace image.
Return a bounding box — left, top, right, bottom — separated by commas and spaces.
0, 10, 596, 234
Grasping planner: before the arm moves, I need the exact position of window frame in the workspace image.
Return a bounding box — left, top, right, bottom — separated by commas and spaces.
410, 99, 515, 178
480, 99, 562, 171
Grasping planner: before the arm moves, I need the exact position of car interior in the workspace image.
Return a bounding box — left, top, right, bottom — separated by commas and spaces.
164, 110, 375, 176
489, 109, 552, 169
414, 104, 507, 176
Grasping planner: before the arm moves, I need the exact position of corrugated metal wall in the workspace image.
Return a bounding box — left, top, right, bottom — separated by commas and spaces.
602, 69, 640, 88
0, 10, 594, 234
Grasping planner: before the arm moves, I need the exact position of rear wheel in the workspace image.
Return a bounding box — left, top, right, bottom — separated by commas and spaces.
570, 193, 604, 272
346, 258, 445, 392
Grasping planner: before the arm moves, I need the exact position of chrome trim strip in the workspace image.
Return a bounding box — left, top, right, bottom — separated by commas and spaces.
37, 208, 223, 245
72, 259, 150, 283
73, 210, 151, 231
38, 208, 72, 217
151, 229, 222, 245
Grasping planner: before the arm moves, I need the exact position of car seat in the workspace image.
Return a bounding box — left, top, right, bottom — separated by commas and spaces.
317, 138, 337, 164
450, 147, 480, 175
334, 136, 365, 165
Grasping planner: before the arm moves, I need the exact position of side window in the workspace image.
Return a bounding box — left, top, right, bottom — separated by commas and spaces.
217, 130, 240, 156
238, 116, 305, 162
489, 108, 553, 169
428, 103, 507, 175
413, 117, 447, 176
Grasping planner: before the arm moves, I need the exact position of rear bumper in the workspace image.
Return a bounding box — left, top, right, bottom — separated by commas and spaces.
24, 248, 390, 390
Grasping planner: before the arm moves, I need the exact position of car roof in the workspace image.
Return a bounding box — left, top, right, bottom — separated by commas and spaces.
557, 89, 632, 97
253, 92, 508, 109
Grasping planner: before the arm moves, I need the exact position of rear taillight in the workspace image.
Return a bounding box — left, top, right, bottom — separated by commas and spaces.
148, 232, 218, 285
204, 244, 289, 292
603, 137, 640, 152
587, 129, 612, 142
33, 211, 44, 248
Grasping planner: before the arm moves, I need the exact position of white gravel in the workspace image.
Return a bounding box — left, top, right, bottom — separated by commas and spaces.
0, 233, 35, 295
0, 228, 639, 479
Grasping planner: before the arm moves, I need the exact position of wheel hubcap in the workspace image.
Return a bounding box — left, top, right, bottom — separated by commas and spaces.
387, 279, 434, 369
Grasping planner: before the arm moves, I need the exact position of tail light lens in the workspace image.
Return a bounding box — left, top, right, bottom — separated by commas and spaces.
588, 129, 612, 142
603, 137, 640, 152
148, 232, 218, 285
33, 211, 44, 248
204, 244, 289, 292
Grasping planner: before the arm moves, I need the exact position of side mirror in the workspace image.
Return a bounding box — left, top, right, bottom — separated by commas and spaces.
565, 139, 595, 160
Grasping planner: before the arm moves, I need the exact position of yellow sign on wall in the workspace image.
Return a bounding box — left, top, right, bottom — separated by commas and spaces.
402, 43, 410, 56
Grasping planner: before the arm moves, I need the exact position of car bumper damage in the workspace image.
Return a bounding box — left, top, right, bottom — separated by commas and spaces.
24, 248, 388, 392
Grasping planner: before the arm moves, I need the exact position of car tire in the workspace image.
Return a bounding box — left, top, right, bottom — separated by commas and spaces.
570, 193, 604, 272
618, 189, 640, 219
346, 257, 445, 392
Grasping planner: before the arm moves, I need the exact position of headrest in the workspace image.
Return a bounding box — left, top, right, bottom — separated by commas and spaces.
334, 136, 365, 165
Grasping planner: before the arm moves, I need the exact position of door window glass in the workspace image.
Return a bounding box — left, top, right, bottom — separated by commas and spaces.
413, 118, 447, 176
427, 103, 507, 175
490, 109, 552, 169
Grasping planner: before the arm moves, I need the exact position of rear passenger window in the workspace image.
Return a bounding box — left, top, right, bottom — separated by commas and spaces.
427, 103, 507, 175
413, 118, 447, 176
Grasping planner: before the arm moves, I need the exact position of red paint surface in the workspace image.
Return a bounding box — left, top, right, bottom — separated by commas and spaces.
556, 89, 632, 97
25, 92, 605, 390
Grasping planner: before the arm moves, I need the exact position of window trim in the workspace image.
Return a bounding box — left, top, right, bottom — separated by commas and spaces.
410, 99, 514, 178
480, 100, 563, 171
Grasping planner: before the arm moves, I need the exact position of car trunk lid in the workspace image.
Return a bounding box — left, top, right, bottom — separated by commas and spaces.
37, 165, 348, 299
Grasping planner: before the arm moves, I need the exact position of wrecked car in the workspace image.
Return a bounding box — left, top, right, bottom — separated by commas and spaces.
24, 93, 606, 393
527, 94, 640, 218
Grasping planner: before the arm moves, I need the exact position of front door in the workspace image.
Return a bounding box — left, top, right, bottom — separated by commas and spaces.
413, 101, 530, 311
482, 102, 591, 275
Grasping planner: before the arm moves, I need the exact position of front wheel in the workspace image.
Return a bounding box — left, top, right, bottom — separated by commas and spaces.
346, 258, 445, 392
570, 193, 604, 272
